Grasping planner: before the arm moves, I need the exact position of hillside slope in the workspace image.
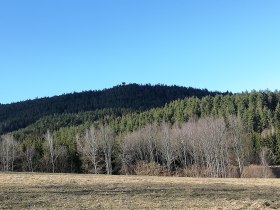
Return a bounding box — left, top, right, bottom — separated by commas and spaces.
0, 83, 220, 134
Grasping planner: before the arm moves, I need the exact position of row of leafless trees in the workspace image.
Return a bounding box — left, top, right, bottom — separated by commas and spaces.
0, 125, 115, 173
0, 131, 64, 173
121, 116, 251, 177
0, 116, 272, 177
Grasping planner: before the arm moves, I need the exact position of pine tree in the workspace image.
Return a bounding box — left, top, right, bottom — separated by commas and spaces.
274, 103, 280, 129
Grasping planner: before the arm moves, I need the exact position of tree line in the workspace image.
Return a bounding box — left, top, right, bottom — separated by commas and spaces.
0, 116, 276, 177
1, 87, 280, 177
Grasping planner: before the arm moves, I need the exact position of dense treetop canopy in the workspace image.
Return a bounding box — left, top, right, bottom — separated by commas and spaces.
0, 83, 220, 134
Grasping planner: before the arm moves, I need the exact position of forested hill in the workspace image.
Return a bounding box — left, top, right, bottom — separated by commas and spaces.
0, 83, 221, 134
2, 85, 280, 176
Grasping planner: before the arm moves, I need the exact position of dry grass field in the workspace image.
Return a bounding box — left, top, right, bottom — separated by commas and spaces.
0, 173, 280, 209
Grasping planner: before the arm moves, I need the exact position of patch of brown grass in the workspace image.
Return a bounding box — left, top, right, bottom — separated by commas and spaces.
0, 172, 280, 209
243, 165, 275, 178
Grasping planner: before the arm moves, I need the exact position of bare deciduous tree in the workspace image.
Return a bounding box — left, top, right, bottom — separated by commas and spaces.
173, 122, 193, 168
259, 147, 271, 178
197, 118, 229, 177
44, 130, 65, 173
99, 125, 115, 175
121, 133, 137, 175
24, 145, 36, 172
0, 134, 18, 171
76, 126, 100, 173
228, 115, 249, 177
159, 123, 176, 171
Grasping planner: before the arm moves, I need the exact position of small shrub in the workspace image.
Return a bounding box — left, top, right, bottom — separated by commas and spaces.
183, 165, 202, 177
226, 165, 240, 178
134, 161, 169, 176
243, 165, 275, 178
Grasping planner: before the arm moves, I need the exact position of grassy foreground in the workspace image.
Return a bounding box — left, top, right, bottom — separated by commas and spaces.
0, 173, 280, 209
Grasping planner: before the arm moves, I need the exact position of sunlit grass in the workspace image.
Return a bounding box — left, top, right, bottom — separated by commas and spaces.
0, 173, 280, 209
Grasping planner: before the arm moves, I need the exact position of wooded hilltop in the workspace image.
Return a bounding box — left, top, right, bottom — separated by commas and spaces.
1, 83, 280, 178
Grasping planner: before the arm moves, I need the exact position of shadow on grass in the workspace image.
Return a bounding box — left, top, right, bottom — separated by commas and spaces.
1, 183, 280, 209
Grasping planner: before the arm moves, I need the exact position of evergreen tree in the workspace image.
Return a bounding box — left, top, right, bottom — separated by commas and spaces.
274, 103, 280, 129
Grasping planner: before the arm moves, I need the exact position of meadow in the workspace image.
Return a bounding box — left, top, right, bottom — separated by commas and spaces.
0, 173, 280, 209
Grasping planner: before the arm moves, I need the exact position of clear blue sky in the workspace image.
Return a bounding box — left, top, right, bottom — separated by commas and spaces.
1, 0, 280, 104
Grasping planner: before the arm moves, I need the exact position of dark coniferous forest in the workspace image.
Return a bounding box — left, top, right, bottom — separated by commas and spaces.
1, 83, 280, 177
